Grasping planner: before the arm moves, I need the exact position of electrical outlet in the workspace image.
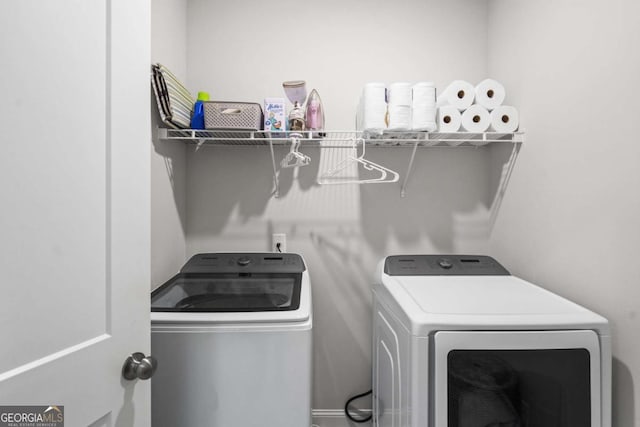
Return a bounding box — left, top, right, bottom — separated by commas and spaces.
272, 233, 286, 253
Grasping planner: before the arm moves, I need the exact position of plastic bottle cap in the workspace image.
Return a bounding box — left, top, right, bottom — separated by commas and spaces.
197, 91, 210, 101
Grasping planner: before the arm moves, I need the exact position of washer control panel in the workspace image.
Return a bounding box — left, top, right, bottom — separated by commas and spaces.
181, 253, 306, 273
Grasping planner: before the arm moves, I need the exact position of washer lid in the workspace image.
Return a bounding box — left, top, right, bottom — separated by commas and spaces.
151, 253, 306, 313
151, 272, 302, 313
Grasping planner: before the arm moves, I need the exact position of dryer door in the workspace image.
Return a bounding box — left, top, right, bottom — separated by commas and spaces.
433, 330, 602, 427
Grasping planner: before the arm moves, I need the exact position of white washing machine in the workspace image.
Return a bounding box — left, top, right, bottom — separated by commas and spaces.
151, 253, 312, 427
372, 255, 611, 427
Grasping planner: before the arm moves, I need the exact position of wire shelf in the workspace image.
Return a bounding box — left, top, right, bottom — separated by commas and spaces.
155, 127, 523, 199
157, 128, 524, 147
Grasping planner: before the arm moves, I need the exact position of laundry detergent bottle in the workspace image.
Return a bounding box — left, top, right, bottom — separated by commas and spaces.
190, 91, 210, 129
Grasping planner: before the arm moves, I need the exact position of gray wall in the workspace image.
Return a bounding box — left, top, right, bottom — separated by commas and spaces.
487, 1, 640, 425
151, 0, 188, 286
150, 0, 640, 422
183, 0, 491, 410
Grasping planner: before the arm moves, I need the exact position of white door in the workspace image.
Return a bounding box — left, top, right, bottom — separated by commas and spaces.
0, 1, 151, 426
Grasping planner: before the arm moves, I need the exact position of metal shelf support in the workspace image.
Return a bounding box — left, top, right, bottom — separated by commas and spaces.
400, 141, 420, 198
268, 138, 279, 198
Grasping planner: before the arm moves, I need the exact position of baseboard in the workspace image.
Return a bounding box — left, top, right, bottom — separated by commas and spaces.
312, 409, 372, 427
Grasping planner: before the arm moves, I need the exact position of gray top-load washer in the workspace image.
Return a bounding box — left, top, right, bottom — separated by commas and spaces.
151, 253, 312, 427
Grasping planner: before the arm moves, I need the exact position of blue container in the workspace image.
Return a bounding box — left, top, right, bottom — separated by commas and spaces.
190, 91, 209, 129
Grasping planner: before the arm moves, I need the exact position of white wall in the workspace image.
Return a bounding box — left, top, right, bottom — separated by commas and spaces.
487, 1, 640, 425
183, 0, 492, 410
151, 1, 639, 422
151, 0, 189, 286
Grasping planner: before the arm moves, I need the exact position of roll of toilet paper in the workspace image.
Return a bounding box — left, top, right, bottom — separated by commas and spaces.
363, 82, 386, 101
437, 80, 475, 111
437, 106, 462, 132
461, 104, 491, 132
489, 105, 519, 132
412, 105, 437, 131
388, 82, 412, 106
412, 82, 436, 106
475, 78, 506, 110
358, 102, 387, 132
388, 104, 411, 130
358, 83, 388, 131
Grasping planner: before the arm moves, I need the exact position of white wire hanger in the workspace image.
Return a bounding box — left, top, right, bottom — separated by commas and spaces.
317, 138, 399, 185
280, 134, 310, 168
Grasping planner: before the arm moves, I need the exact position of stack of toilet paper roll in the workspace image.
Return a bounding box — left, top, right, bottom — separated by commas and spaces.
436, 79, 519, 133
387, 82, 412, 130
357, 81, 439, 132
357, 82, 387, 133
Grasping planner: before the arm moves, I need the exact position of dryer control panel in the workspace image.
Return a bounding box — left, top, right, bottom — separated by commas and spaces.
384, 255, 510, 276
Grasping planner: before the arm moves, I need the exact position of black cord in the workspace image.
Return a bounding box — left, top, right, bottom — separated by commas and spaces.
344, 389, 372, 423
276, 243, 282, 253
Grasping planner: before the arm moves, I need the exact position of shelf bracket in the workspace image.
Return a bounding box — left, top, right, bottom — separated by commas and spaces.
268, 138, 280, 198
400, 140, 421, 197
488, 141, 522, 229
156, 127, 168, 140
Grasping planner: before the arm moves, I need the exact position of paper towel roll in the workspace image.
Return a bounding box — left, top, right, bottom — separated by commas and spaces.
475, 78, 506, 110
388, 82, 412, 106
461, 105, 491, 132
437, 80, 475, 111
489, 105, 519, 132
412, 82, 436, 106
437, 106, 462, 132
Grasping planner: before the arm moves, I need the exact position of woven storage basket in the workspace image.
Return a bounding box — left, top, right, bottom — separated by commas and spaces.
203, 101, 263, 130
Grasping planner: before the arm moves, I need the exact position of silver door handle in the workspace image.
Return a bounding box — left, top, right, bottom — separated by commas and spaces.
122, 352, 158, 380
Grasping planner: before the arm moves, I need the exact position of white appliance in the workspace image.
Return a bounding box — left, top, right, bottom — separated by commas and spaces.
151, 253, 312, 427
372, 255, 611, 427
